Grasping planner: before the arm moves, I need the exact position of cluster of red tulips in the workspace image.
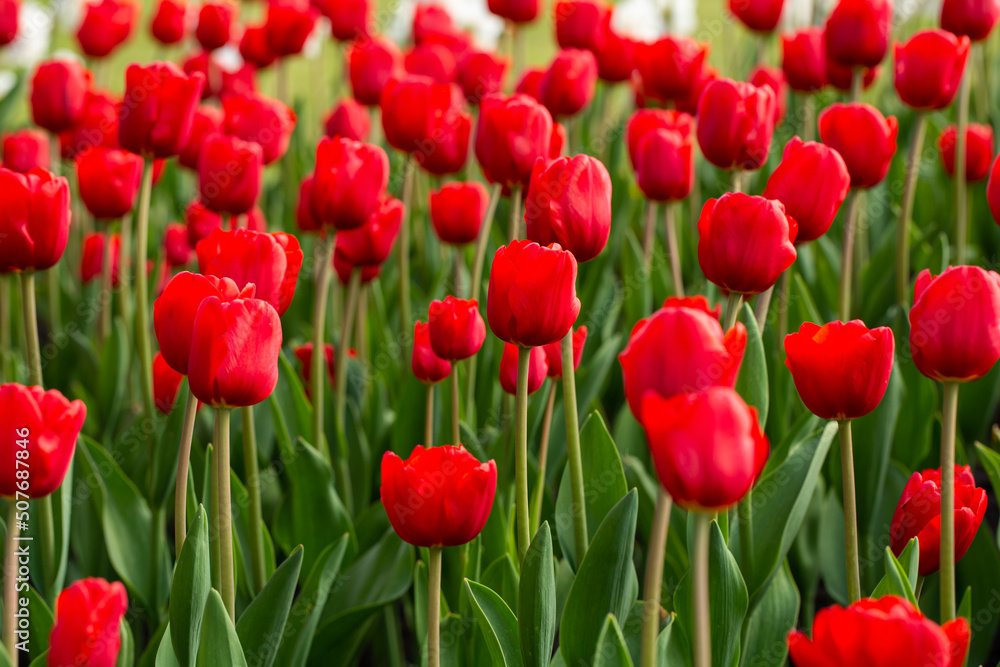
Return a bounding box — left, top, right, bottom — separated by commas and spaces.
1, 0, 1000, 665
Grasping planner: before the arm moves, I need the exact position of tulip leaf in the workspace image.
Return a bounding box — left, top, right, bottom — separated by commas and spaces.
195, 590, 248, 667
974, 443, 1000, 501
873, 546, 917, 606
169, 506, 210, 667
592, 614, 634, 667
738, 562, 799, 667
97, 316, 129, 439
50, 456, 74, 601
26, 585, 53, 662
235, 546, 303, 667
229, 469, 276, 593
0, 644, 11, 667
150, 379, 190, 509
560, 490, 639, 667
852, 362, 903, 540
555, 412, 628, 571
117, 617, 135, 667
735, 302, 768, 429
274, 352, 314, 447
518, 523, 555, 667
465, 579, 525, 667
481, 553, 520, 613
27, 652, 45, 667
155, 625, 181, 667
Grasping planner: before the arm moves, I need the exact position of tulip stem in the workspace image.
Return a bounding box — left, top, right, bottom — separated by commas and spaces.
209, 437, 221, 591
723, 292, 742, 333
0, 276, 8, 383
400, 156, 415, 350
850, 68, 862, 102
530, 379, 558, 535
99, 229, 115, 346
515, 346, 532, 565
940, 382, 960, 623
955, 63, 972, 264
562, 330, 589, 565
777, 270, 791, 341
47, 266, 60, 338
427, 546, 442, 667
469, 183, 503, 302
3, 501, 21, 658
838, 419, 862, 603
511, 23, 525, 84
450, 366, 460, 445
897, 113, 927, 307
665, 203, 684, 297
242, 405, 266, 595
19, 272, 42, 387
134, 160, 156, 423
425, 384, 434, 446
731, 170, 744, 194
216, 407, 235, 622
642, 200, 658, 270
838, 189, 861, 322
335, 268, 361, 511
801, 94, 815, 142
508, 186, 523, 241
692, 511, 712, 667
119, 209, 133, 329
174, 386, 198, 555
312, 235, 334, 463
641, 489, 672, 667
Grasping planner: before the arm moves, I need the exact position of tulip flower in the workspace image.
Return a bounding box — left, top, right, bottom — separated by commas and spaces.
48, 578, 128, 667
348, 36, 404, 106
30, 60, 91, 134
178, 105, 225, 171
324, 98, 371, 142
412, 3, 468, 49
488, 0, 539, 23
476, 94, 554, 188
80, 232, 120, 286
77, 147, 144, 220
894, 30, 970, 111
749, 65, 788, 125
729, 0, 785, 32
0, 0, 17, 45
119, 62, 205, 159
635, 36, 709, 102
941, 0, 1000, 41
223, 93, 296, 166
59, 90, 119, 160
818, 103, 897, 189
0, 383, 86, 498
197, 135, 264, 215
405, 42, 458, 84
296, 175, 322, 234
941, 123, 994, 181
499, 343, 548, 395
827, 59, 880, 93
554, 0, 609, 52
788, 596, 970, 667
627, 109, 695, 203
457, 50, 508, 105
430, 182, 487, 245
77, 0, 137, 58
195, 0, 236, 51
163, 223, 193, 268
0, 167, 71, 274
150, 0, 187, 45
696, 78, 776, 172
240, 24, 277, 69
516, 67, 545, 100
185, 199, 223, 247
824, 0, 893, 70
333, 252, 381, 286
428, 297, 486, 362
674, 63, 719, 115
333, 197, 403, 267
781, 28, 827, 92
381, 76, 471, 176
542, 325, 586, 379
153, 351, 184, 414
538, 49, 599, 119
310, 137, 389, 230
321, 0, 370, 40
2, 130, 49, 174
413, 321, 452, 386
266, 0, 316, 58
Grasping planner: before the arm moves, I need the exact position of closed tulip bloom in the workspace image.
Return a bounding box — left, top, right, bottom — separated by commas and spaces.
430, 181, 487, 245
499, 343, 548, 395
163, 223, 193, 267
781, 28, 827, 92
324, 98, 371, 141
626, 109, 692, 169
542, 325, 586, 379
76, 147, 143, 220
48, 578, 127, 667
524, 154, 611, 263
381, 445, 497, 546
698, 193, 797, 295
594, 17, 635, 83
476, 94, 554, 187
381, 76, 472, 175
2, 129, 49, 174
187, 296, 282, 407
487, 240, 581, 348
636, 36, 709, 102
941, 0, 1000, 41
196, 0, 237, 51
349, 36, 404, 106
429, 296, 486, 361
673, 63, 720, 116
986, 156, 1000, 223
412, 321, 452, 384
827, 58, 880, 92
333, 250, 381, 285
333, 197, 403, 267
0, 384, 86, 498
296, 174, 322, 233
457, 50, 508, 105
749, 65, 788, 125
516, 67, 544, 100
538, 49, 599, 119
30, 59, 91, 134
788, 596, 970, 667
198, 134, 264, 215
266, 0, 316, 57
196, 228, 303, 315
0, 168, 71, 274
223, 93, 296, 165
631, 125, 695, 203
489, 0, 539, 22
730, 0, 785, 32
185, 199, 222, 247
119, 62, 205, 159
763, 137, 850, 243
785, 320, 895, 420
294, 342, 339, 390
81, 232, 120, 285
818, 103, 898, 188
77, 0, 137, 58
179, 105, 225, 171
941, 123, 994, 182
240, 24, 277, 69
696, 78, 776, 171
150, 0, 187, 45
825, 0, 892, 69
554, 0, 609, 51
909, 266, 1000, 382
894, 30, 970, 110
310, 136, 390, 230
642, 387, 768, 510
153, 352, 184, 414
405, 42, 458, 84
59, 90, 119, 160
0, 0, 17, 45
323, 0, 370, 40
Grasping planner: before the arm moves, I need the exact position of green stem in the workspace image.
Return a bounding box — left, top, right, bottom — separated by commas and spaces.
731, 170, 744, 194
217, 408, 235, 621
956, 64, 972, 264
838, 189, 861, 322
641, 490, 672, 667
692, 512, 712, 667
400, 156, 415, 349
940, 382, 960, 622
0, 275, 8, 383
210, 420, 221, 591
334, 268, 361, 512
562, 330, 588, 564
119, 207, 133, 329
3, 502, 20, 658
754, 286, 773, 331
469, 183, 503, 302
664, 203, 684, 297
511, 23, 525, 84
312, 235, 334, 463
778, 268, 791, 341
642, 200, 658, 269
37, 495, 55, 595
738, 488, 754, 582
427, 547, 442, 667
530, 379, 557, 535
723, 292, 742, 332
242, 405, 266, 595
850, 68, 863, 102
47, 265, 60, 337
801, 94, 815, 142
897, 113, 927, 306
134, 160, 156, 421
839, 419, 862, 603
508, 187, 523, 241
98, 225, 114, 346
450, 365, 460, 445
174, 386, 198, 555
515, 346, 531, 565
425, 383, 434, 446
20, 272, 42, 386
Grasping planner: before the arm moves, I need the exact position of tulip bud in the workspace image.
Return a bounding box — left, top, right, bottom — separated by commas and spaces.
499, 343, 548, 395
940, 123, 994, 182
197, 134, 264, 215
222, 93, 296, 166
322, 0, 370, 41
324, 98, 371, 142
119, 62, 205, 159
179, 105, 225, 171
405, 42, 458, 84
674, 63, 719, 116
333, 197, 403, 267
476, 94, 554, 187
151, 0, 187, 45
539, 49, 599, 119
749, 65, 788, 125
0, 167, 72, 274
349, 36, 404, 106
49, 578, 128, 667
696, 78, 776, 171
542, 325, 586, 379
266, 0, 316, 57
818, 103, 898, 189
310, 136, 390, 230
163, 222, 193, 267
516, 67, 544, 100
627, 109, 695, 203
185, 199, 222, 247
635, 36, 709, 102
77, 147, 144, 220
59, 90, 118, 161
296, 174, 323, 233
824, 0, 892, 69
941, 0, 1000, 41
30, 59, 92, 134
488, 0, 540, 23
894, 29, 970, 111
457, 50, 508, 105
294, 343, 354, 394
153, 351, 184, 414
81, 232, 120, 286
2, 129, 50, 174
429, 296, 486, 361
781, 28, 827, 92
77, 0, 137, 58
412, 321, 453, 385
0, 0, 18, 45
333, 250, 382, 285
196, 0, 237, 51
827, 58, 880, 93
430, 181, 488, 245
554, 0, 609, 51
729, 0, 785, 32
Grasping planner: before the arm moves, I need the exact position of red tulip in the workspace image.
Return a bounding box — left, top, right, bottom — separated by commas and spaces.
626, 108, 693, 169
222, 93, 296, 166
516, 67, 544, 100
294, 342, 333, 391
457, 50, 508, 105
405, 42, 458, 84
499, 343, 548, 395
489, 0, 539, 23
749, 65, 788, 125
2, 129, 49, 174
59, 90, 119, 160
380, 76, 471, 176
430, 181, 487, 245
76, 147, 143, 220
296, 174, 322, 234
163, 222, 193, 267
196, 228, 303, 315
348, 36, 404, 106
324, 98, 371, 142
984, 155, 1000, 224
310, 136, 389, 230
551, 122, 567, 158
322, 0, 369, 40
48, 578, 127, 667
818, 103, 898, 189
266, 0, 316, 57
909, 266, 1000, 382
487, 240, 581, 348
894, 30, 970, 111
729, 0, 785, 32
153, 351, 184, 414
412, 3, 465, 48
824, 0, 892, 69
77, 0, 136, 58
429, 296, 486, 361
412, 321, 452, 385
940, 123, 994, 182
781, 28, 827, 92
197, 134, 264, 215
119, 62, 205, 159
0, 0, 18, 45
696, 78, 776, 171
240, 24, 277, 69
0, 167, 71, 274
763, 137, 850, 243
381, 445, 497, 546
594, 14, 635, 83
642, 387, 768, 509
476, 94, 554, 188
698, 193, 797, 295
151, 0, 187, 45
333, 197, 403, 267
333, 250, 381, 285
554, 0, 609, 51
788, 596, 970, 667
185, 199, 222, 247
539, 49, 599, 119
196, 0, 237, 51
524, 154, 611, 263
635, 36, 709, 102
542, 325, 586, 379
179, 104, 225, 171
80, 232, 119, 286
0, 383, 85, 498
627, 109, 695, 203
30, 59, 91, 134
826, 57, 880, 92
941, 0, 1000, 41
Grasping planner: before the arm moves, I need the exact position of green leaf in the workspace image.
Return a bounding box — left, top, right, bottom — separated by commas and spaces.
26, 586, 53, 661
97, 316, 129, 438
0, 643, 12, 667
872, 537, 920, 601
481, 554, 519, 613
519, 523, 555, 667
560, 490, 639, 667
465, 580, 525, 667
117, 617, 135, 667
735, 302, 768, 428
170, 506, 211, 667
555, 412, 628, 570
275, 352, 314, 446
236, 546, 304, 667
974, 443, 1000, 499
852, 364, 903, 540
151, 380, 189, 509
593, 615, 634, 667
738, 563, 799, 667
195, 590, 248, 667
